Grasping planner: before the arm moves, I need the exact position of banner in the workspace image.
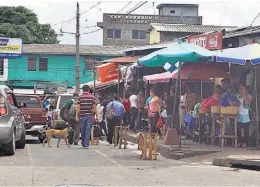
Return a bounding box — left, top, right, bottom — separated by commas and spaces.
0, 37, 22, 58
187, 32, 223, 50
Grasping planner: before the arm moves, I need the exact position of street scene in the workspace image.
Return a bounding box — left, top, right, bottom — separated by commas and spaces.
1, 0, 260, 186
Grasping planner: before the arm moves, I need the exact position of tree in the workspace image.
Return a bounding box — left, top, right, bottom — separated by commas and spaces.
0, 6, 59, 44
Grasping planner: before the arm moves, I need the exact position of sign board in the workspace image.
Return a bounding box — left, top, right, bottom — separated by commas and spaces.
187, 32, 223, 50
96, 62, 121, 83
0, 37, 22, 58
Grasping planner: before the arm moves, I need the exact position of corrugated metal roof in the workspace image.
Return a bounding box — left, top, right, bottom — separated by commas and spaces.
224, 26, 260, 38
104, 56, 140, 64
22, 44, 129, 56
150, 23, 237, 33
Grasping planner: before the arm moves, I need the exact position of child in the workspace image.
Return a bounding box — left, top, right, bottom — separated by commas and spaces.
96, 100, 108, 136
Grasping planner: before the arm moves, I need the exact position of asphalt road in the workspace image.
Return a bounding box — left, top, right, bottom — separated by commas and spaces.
0, 136, 260, 186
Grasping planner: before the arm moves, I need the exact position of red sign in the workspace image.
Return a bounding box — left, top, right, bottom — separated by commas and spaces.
187, 32, 223, 50
96, 62, 121, 83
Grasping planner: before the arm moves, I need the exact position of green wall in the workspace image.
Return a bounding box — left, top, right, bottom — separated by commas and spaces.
8, 54, 115, 88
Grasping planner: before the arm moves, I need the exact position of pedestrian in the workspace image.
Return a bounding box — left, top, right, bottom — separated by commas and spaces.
67, 93, 80, 145
237, 84, 252, 148
106, 95, 125, 144
96, 100, 108, 136
136, 90, 145, 131
165, 87, 180, 130
121, 92, 131, 127
76, 85, 96, 149
129, 90, 138, 130
147, 89, 161, 135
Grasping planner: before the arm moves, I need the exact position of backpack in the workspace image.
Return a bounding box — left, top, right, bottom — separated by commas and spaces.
68, 100, 77, 120
105, 102, 114, 120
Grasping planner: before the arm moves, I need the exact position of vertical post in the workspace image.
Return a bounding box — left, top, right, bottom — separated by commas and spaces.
117, 65, 120, 96
254, 66, 259, 148
75, 2, 80, 94
93, 65, 96, 96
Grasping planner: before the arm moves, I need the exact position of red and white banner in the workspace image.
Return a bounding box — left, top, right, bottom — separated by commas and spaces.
187, 32, 223, 50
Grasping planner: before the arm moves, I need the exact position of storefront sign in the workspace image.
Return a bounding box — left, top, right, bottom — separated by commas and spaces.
96, 62, 121, 83
187, 32, 223, 50
0, 37, 22, 58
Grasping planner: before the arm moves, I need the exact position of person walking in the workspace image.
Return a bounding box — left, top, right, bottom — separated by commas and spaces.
96, 100, 108, 136
67, 93, 80, 145
106, 95, 125, 144
129, 90, 138, 130
76, 85, 96, 149
121, 93, 131, 127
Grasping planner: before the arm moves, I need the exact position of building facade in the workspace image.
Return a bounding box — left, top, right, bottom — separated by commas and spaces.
149, 23, 237, 44
97, 4, 202, 46
4, 44, 125, 88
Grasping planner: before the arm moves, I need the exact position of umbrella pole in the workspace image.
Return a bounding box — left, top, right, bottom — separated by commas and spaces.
171, 62, 182, 147
254, 66, 259, 148
200, 78, 203, 99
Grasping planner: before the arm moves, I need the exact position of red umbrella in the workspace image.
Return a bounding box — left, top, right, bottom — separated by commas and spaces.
172, 64, 227, 80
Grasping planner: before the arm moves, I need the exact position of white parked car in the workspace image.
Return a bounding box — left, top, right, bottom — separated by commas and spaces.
52, 93, 73, 129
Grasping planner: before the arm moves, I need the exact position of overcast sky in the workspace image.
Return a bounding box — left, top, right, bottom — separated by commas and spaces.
2, 0, 260, 45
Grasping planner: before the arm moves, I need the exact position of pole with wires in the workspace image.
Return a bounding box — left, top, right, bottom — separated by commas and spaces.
75, 2, 80, 94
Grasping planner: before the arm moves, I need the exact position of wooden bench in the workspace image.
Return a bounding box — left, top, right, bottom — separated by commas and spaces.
140, 132, 158, 160
114, 126, 128, 149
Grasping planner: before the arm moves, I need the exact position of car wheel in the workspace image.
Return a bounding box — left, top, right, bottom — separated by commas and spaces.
16, 130, 26, 149
4, 132, 16, 156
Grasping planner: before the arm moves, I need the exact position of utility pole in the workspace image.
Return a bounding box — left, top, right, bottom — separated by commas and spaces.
75, 2, 80, 94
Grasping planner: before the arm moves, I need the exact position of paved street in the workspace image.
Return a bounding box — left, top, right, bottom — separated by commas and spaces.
0, 136, 260, 186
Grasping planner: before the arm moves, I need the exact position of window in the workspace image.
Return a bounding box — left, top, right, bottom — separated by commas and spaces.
28, 57, 36, 71
132, 30, 146, 39
39, 57, 48, 71
170, 10, 175, 14
0, 59, 4, 75
107, 29, 121, 39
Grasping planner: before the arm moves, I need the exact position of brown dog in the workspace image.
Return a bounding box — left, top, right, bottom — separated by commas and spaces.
40, 126, 73, 147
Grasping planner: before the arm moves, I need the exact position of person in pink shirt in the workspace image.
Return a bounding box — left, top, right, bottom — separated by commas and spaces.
147, 89, 161, 134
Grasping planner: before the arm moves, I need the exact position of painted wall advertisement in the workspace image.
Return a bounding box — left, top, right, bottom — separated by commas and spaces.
187, 32, 223, 50
0, 37, 22, 58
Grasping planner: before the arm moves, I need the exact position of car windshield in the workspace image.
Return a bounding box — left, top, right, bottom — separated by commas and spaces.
16, 96, 41, 108
59, 95, 73, 109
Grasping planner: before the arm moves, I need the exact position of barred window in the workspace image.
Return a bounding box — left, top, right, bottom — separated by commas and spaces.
28, 57, 36, 71
39, 57, 48, 71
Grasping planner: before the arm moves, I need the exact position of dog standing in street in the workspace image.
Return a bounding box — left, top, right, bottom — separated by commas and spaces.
39, 126, 73, 147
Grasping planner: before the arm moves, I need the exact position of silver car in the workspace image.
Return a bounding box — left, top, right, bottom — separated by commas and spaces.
0, 86, 26, 156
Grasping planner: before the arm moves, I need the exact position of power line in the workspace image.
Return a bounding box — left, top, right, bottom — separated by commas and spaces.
51, 1, 101, 27
82, 1, 148, 35
117, 1, 132, 13
126, 1, 143, 14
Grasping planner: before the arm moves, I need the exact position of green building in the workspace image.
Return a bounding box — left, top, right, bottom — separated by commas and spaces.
4, 44, 124, 88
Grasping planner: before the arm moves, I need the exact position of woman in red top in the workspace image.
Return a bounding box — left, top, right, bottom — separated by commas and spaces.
121, 93, 131, 126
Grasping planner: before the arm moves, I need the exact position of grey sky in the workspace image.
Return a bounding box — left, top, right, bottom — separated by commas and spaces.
2, 0, 260, 45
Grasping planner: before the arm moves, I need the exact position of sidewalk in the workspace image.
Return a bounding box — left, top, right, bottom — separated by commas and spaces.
125, 131, 260, 167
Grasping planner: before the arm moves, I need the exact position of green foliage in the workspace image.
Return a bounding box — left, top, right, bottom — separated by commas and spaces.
0, 6, 59, 44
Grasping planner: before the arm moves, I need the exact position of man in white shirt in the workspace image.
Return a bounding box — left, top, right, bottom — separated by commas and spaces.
129, 90, 138, 130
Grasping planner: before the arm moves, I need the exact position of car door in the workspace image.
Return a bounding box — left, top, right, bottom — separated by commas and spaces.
6, 93, 24, 141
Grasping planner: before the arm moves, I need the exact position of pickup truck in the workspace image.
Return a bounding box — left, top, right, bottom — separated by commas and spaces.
15, 94, 47, 142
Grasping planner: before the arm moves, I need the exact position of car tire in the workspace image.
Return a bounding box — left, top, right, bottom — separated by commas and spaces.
4, 132, 16, 156
16, 130, 26, 149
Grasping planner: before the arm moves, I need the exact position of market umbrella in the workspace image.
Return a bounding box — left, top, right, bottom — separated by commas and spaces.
138, 42, 216, 147
137, 42, 216, 67
215, 43, 260, 65
215, 42, 260, 148
172, 64, 227, 80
